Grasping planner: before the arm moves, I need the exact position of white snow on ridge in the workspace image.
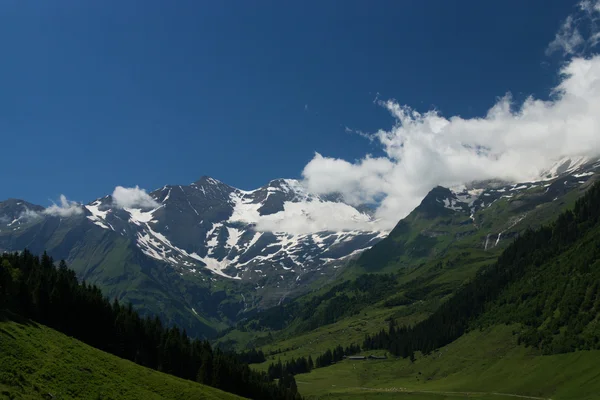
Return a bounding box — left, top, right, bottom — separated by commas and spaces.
454, 188, 483, 206
511, 185, 528, 191
162, 188, 171, 202
540, 156, 590, 181
205, 223, 222, 250
278, 179, 310, 200
228, 192, 261, 223
189, 253, 240, 279
85, 202, 113, 230
134, 218, 242, 280
125, 207, 162, 225
226, 227, 242, 248
86, 202, 108, 220
442, 198, 463, 211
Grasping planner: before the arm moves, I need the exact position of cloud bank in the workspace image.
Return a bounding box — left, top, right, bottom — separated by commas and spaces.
44, 195, 84, 217
302, 33, 600, 230
254, 200, 378, 234
112, 186, 159, 209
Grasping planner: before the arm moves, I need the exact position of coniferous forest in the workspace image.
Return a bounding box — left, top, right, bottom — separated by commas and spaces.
363, 181, 600, 358
266, 343, 362, 378
0, 251, 301, 400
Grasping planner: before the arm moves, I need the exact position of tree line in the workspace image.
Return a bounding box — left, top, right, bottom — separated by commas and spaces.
0, 250, 301, 400
234, 348, 266, 364
268, 356, 314, 379
267, 343, 362, 379
314, 343, 361, 367
363, 181, 600, 358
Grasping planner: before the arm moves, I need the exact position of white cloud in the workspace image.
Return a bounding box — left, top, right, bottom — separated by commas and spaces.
302, 55, 600, 230
43, 195, 84, 217
547, 0, 600, 56
19, 208, 42, 221
254, 200, 378, 234
112, 186, 159, 209
547, 16, 585, 56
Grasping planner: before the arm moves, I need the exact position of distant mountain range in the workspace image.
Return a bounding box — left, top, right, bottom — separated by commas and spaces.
1, 156, 598, 337
0, 176, 385, 336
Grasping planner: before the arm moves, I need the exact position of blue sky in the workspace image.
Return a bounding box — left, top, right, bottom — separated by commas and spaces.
0, 0, 583, 206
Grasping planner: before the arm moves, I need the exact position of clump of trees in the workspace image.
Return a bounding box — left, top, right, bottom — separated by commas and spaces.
314, 344, 361, 367
267, 343, 362, 379
234, 348, 266, 364
268, 356, 314, 379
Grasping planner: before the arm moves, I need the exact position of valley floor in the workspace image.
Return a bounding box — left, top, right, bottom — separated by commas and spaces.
285, 325, 600, 400
0, 316, 243, 400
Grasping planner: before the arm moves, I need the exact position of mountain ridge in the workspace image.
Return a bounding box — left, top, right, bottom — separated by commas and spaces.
2, 157, 599, 337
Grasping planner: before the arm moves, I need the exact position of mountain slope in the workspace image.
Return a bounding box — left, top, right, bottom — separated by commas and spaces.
0, 178, 384, 337
0, 317, 244, 400
247, 164, 600, 400
215, 159, 600, 349
361, 178, 600, 357
283, 174, 600, 400
357, 157, 600, 275
1, 157, 598, 339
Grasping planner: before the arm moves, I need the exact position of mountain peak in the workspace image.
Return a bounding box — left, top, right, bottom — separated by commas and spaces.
265, 178, 305, 192
414, 186, 456, 218
193, 176, 225, 186
0, 198, 44, 211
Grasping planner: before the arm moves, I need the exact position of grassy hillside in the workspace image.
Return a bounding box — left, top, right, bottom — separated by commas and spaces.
0, 317, 243, 400
295, 325, 600, 400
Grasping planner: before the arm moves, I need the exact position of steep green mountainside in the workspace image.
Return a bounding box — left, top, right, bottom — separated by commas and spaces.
354, 175, 592, 276
0, 317, 243, 400
360, 179, 600, 357
247, 180, 600, 399
217, 172, 599, 351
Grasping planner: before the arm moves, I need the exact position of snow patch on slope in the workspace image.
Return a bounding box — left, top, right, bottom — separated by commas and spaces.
85, 202, 113, 230
226, 227, 242, 248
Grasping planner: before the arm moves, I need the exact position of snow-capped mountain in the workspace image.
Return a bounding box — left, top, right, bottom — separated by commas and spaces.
0, 199, 44, 229
0, 176, 386, 336
2, 157, 598, 337
355, 157, 600, 275
1, 176, 385, 284
445, 156, 600, 220
80, 177, 385, 282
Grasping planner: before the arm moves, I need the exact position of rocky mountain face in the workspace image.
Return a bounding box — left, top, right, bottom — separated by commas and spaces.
0, 177, 385, 337
82, 177, 385, 282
